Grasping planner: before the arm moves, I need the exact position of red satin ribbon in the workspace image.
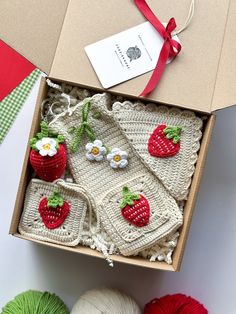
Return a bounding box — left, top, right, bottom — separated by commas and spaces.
134, 0, 182, 97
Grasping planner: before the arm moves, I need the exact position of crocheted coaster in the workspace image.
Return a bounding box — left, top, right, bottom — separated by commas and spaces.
19, 179, 88, 246
112, 102, 203, 200
98, 174, 182, 256
49, 93, 183, 255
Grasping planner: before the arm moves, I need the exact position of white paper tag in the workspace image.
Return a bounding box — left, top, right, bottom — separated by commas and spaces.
85, 21, 180, 89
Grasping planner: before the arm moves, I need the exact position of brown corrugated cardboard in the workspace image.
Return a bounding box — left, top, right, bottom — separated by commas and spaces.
0, 0, 235, 112
10, 77, 215, 271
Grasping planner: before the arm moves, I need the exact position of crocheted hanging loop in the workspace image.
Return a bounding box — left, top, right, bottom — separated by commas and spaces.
69, 101, 96, 153
148, 124, 182, 158
29, 121, 67, 182
38, 190, 70, 229
120, 186, 150, 227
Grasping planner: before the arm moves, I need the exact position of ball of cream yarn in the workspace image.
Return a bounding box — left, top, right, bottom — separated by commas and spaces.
71, 288, 141, 314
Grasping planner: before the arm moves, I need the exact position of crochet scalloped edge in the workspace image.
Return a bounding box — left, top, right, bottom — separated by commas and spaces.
112, 101, 203, 200
113, 101, 203, 126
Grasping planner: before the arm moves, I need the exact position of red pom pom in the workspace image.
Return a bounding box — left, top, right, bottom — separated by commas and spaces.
144, 294, 208, 314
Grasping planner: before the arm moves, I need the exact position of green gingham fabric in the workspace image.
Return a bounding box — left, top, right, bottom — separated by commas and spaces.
0, 68, 41, 144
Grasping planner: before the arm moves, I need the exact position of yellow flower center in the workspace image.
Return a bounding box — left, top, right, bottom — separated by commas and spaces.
113, 154, 121, 162
43, 144, 51, 151
91, 147, 100, 155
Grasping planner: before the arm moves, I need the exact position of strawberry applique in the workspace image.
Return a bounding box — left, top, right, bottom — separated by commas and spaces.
120, 186, 150, 227
148, 124, 182, 158
38, 191, 70, 229
29, 121, 67, 181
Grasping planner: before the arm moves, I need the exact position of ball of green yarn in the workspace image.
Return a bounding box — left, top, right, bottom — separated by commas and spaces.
2, 290, 69, 314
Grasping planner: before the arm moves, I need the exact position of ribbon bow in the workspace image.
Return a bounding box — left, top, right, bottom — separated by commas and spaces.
134, 0, 182, 96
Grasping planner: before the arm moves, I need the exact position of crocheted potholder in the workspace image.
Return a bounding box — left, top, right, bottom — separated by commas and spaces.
19, 179, 88, 246
49, 93, 182, 255
99, 174, 182, 256
112, 102, 203, 200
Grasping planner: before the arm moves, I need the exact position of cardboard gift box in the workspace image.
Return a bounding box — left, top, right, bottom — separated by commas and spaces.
1, 0, 235, 271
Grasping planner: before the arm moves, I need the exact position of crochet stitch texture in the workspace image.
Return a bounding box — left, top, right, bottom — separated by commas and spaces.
48, 93, 183, 256
19, 179, 89, 246
112, 101, 203, 200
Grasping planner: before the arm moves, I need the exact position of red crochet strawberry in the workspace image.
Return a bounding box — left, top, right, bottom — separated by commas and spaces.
120, 186, 150, 227
148, 124, 182, 158
38, 191, 70, 229
29, 121, 67, 182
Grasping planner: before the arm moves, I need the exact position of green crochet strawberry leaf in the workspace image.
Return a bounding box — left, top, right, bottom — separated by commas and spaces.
47, 191, 64, 208
92, 111, 102, 119
57, 134, 64, 143
29, 137, 38, 150
120, 186, 140, 209
164, 126, 182, 144
30, 121, 64, 151
36, 121, 49, 139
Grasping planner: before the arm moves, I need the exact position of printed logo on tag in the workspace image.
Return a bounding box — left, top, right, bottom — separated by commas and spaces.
126, 46, 142, 61
85, 21, 180, 89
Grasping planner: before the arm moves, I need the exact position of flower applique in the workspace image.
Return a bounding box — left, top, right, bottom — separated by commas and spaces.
68, 101, 129, 169
35, 137, 58, 157
107, 148, 128, 169
85, 140, 107, 161
148, 124, 182, 158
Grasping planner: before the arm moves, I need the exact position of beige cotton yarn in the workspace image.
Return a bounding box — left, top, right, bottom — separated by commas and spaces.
71, 288, 141, 314
48, 93, 182, 256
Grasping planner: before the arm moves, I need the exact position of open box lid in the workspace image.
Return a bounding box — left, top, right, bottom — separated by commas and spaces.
0, 0, 235, 113
0, 0, 69, 73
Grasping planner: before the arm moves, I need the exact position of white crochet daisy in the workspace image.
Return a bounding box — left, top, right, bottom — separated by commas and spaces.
107, 148, 128, 169
85, 140, 107, 161
35, 137, 57, 157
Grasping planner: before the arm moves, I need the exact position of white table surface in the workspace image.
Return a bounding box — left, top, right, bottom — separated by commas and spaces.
1, 78, 236, 313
